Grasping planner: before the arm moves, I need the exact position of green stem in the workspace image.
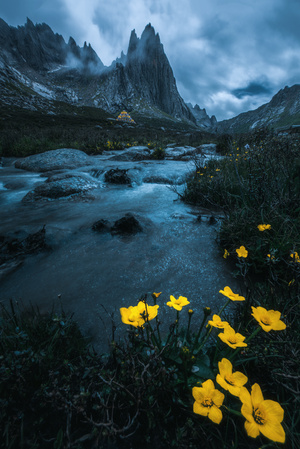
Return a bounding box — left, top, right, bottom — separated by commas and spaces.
223, 406, 243, 418
228, 326, 261, 361
147, 321, 161, 350
245, 326, 262, 344
191, 314, 208, 353
217, 298, 231, 318
186, 313, 192, 343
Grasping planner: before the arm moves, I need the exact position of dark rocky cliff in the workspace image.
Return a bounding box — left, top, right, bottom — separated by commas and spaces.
187, 103, 217, 129
0, 19, 195, 123
0, 18, 103, 73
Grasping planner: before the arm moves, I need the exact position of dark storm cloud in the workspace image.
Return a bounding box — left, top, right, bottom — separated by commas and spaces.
0, 0, 299, 120
0, 0, 68, 32
232, 82, 272, 99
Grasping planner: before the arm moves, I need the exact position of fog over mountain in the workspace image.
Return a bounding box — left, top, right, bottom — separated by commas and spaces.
0, 19, 205, 124
1, 0, 300, 120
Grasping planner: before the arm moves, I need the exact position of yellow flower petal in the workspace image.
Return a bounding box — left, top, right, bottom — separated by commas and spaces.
251, 306, 286, 332
236, 245, 248, 258
257, 224, 271, 231
260, 421, 285, 443
263, 400, 284, 423
245, 420, 260, 438
218, 358, 232, 378
211, 389, 225, 407
219, 286, 245, 301
167, 295, 190, 311
193, 401, 209, 417
218, 327, 247, 349
251, 383, 264, 408
208, 315, 229, 329
232, 371, 248, 387
208, 405, 223, 424
153, 292, 162, 298
241, 402, 255, 423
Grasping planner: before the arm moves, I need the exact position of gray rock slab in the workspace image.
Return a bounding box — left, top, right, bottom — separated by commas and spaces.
164, 146, 197, 159
15, 149, 96, 173
22, 173, 99, 202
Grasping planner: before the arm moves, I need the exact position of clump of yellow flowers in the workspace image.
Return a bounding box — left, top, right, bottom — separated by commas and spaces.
120, 286, 286, 444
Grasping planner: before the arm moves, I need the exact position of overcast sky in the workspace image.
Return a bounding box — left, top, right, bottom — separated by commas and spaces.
0, 0, 299, 120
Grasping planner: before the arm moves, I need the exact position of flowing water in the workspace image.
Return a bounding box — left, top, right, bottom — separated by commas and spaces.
0, 152, 240, 351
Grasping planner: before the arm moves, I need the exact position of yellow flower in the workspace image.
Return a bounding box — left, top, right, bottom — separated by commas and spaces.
152, 292, 162, 298
120, 305, 143, 328
192, 379, 224, 424
267, 254, 275, 260
120, 302, 159, 328
216, 168, 220, 171
251, 306, 286, 332
223, 249, 229, 259
290, 251, 300, 262
207, 314, 229, 329
240, 384, 285, 443
136, 301, 159, 321
236, 245, 248, 258
219, 286, 245, 301
257, 224, 271, 231
218, 326, 247, 349
166, 295, 190, 311
216, 358, 248, 397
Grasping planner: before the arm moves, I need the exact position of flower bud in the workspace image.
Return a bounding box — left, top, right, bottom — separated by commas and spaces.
203, 307, 211, 316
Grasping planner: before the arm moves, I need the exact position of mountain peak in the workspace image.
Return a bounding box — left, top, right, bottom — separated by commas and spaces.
127, 29, 139, 56
140, 23, 161, 49
25, 17, 35, 28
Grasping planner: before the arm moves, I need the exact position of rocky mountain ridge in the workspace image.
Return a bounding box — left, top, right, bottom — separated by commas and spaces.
0, 18, 216, 126
187, 103, 217, 130
217, 84, 300, 133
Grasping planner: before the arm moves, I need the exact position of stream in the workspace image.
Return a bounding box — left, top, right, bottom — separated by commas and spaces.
0, 147, 240, 352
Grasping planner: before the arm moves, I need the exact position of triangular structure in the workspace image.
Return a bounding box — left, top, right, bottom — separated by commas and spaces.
116, 110, 135, 123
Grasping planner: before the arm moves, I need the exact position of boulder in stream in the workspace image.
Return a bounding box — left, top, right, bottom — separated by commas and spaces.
104, 168, 132, 185
22, 173, 99, 202
15, 149, 95, 173
108, 146, 150, 161
0, 226, 49, 278
92, 219, 111, 233
111, 213, 143, 235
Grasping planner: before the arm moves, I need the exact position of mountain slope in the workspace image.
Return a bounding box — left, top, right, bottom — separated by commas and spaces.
0, 19, 196, 124
217, 85, 300, 133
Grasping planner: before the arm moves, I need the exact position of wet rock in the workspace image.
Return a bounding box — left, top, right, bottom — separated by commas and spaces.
208, 216, 217, 225
111, 213, 143, 235
199, 143, 217, 154
143, 175, 177, 184
104, 168, 131, 185
164, 146, 196, 160
0, 226, 49, 277
92, 219, 111, 233
108, 146, 150, 161
22, 173, 99, 201
15, 148, 95, 173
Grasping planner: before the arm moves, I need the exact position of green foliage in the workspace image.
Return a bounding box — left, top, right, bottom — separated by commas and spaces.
183, 132, 300, 282
150, 146, 166, 159
1, 288, 298, 449
216, 133, 233, 154
0, 104, 215, 157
